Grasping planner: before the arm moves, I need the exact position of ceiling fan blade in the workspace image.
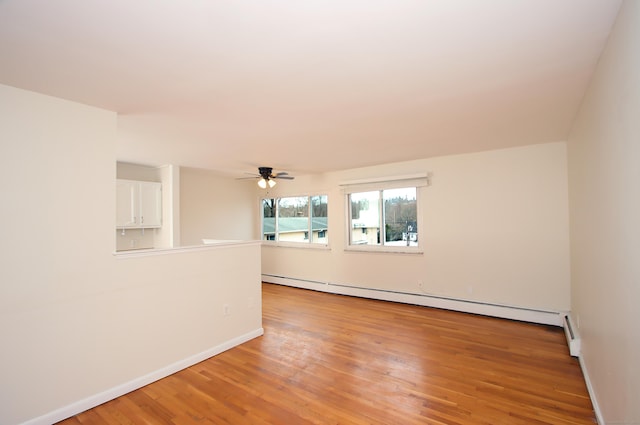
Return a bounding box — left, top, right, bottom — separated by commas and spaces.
236, 167, 295, 182
236, 171, 260, 180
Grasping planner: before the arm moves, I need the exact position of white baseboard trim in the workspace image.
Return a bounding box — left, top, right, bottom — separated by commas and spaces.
263, 274, 563, 326
578, 354, 604, 425
21, 327, 264, 425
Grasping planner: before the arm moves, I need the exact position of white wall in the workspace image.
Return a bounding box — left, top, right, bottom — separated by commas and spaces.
0, 85, 262, 425
155, 164, 181, 248
115, 227, 157, 251
262, 142, 571, 314
116, 161, 160, 181
180, 167, 258, 246
567, 1, 640, 423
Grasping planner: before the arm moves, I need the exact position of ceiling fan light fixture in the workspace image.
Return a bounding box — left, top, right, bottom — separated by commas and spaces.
250, 166, 291, 188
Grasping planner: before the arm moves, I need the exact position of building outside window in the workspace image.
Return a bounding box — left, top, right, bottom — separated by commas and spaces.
262, 195, 328, 244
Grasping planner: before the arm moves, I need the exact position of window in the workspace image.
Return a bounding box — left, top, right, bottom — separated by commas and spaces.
262, 195, 328, 245
278, 196, 309, 243
348, 187, 418, 249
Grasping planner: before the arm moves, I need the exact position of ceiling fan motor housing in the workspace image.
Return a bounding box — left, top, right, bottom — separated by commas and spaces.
258, 167, 273, 179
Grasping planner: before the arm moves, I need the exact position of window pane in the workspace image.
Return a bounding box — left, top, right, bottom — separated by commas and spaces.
262, 198, 276, 240
311, 195, 328, 243
383, 188, 417, 247
277, 196, 309, 242
350, 191, 380, 245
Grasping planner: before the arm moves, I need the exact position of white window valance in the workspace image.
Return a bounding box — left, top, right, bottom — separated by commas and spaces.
339, 172, 430, 194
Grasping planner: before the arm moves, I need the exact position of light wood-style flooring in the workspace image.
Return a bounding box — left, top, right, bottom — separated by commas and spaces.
58, 283, 594, 424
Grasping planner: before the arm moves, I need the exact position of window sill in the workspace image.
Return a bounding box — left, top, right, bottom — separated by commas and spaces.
344, 245, 423, 255
262, 241, 331, 250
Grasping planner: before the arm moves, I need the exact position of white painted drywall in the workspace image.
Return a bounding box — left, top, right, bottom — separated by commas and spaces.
116, 161, 160, 181
155, 164, 180, 248
0, 84, 262, 425
567, 1, 640, 422
180, 167, 258, 246
262, 142, 571, 313
115, 227, 157, 251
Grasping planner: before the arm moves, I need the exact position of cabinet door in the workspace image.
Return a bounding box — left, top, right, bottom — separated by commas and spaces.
116, 180, 137, 227
139, 182, 162, 227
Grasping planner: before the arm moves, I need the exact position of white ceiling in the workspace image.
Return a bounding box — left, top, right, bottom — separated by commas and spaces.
0, 0, 622, 177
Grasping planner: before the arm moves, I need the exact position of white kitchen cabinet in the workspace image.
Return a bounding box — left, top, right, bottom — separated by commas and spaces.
116, 179, 162, 228
116, 180, 137, 227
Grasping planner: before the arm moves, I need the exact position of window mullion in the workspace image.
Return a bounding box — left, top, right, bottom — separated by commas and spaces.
275, 198, 280, 242
307, 196, 312, 243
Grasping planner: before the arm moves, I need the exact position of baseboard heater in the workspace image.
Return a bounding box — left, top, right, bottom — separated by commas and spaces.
262, 274, 563, 327
563, 314, 581, 357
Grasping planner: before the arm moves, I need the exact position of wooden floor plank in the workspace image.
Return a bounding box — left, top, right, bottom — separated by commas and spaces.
57, 283, 595, 424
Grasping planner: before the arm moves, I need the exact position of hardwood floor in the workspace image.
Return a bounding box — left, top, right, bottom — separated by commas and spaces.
58, 283, 594, 424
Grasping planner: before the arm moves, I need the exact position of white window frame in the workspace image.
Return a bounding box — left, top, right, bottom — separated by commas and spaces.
341, 173, 428, 254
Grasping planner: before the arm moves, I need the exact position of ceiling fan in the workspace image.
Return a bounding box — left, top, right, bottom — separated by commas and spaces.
242, 167, 294, 188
